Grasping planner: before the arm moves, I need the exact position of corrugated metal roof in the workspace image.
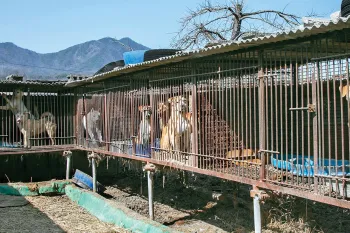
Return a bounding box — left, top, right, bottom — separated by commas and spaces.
0, 79, 67, 86
66, 16, 350, 88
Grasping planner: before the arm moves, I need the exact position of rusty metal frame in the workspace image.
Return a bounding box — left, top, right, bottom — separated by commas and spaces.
79, 146, 350, 209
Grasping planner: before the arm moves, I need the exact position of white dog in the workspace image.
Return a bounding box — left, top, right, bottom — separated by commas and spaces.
136, 105, 152, 146
83, 108, 103, 144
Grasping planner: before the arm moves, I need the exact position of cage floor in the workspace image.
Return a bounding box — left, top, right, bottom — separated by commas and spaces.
0, 145, 76, 155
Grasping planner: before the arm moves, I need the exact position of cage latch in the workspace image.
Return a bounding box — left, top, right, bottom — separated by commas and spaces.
289, 104, 315, 113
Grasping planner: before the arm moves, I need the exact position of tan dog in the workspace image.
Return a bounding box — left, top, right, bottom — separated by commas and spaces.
166, 96, 192, 152
158, 102, 171, 150
339, 84, 350, 127
157, 102, 170, 129
16, 112, 57, 148
340, 84, 350, 98
0, 90, 35, 119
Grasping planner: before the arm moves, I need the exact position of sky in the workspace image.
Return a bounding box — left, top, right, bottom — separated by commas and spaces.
0, 0, 343, 53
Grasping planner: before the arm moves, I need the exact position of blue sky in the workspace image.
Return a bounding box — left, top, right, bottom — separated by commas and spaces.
0, 0, 342, 53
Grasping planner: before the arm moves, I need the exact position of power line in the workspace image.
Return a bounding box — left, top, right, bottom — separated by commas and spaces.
0, 57, 87, 73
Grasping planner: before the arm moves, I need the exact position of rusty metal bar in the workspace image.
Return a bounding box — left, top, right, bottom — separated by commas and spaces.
258, 51, 266, 181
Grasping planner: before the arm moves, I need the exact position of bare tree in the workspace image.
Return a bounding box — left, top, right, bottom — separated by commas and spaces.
172, 0, 300, 49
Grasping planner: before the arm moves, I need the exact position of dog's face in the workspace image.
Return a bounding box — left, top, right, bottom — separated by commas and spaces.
168, 96, 188, 113
157, 102, 168, 114
15, 113, 25, 124
340, 85, 349, 98
14, 89, 24, 98
139, 105, 152, 119
89, 108, 100, 122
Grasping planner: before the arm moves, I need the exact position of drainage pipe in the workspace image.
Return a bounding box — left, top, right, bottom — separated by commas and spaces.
253, 195, 261, 233
92, 158, 97, 192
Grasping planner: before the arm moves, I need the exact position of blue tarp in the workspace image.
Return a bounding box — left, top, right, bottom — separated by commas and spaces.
123, 50, 148, 65
135, 138, 160, 158
271, 154, 350, 177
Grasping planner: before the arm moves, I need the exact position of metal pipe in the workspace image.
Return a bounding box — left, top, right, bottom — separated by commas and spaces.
92, 157, 97, 192
253, 195, 261, 233
66, 154, 71, 180
147, 170, 154, 220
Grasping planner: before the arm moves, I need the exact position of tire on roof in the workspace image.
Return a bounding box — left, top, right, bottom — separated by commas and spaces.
143, 49, 180, 62
94, 60, 125, 75
341, 0, 350, 17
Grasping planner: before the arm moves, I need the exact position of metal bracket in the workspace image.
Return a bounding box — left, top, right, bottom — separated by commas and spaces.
258, 149, 280, 154
289, 104, 316, 113
250, 186, 269, 201
63, 150, 72, 157
143, 163, 156, 172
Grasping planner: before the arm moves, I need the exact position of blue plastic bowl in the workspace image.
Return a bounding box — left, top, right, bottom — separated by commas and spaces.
270, 154, 350, 177
72, 169, 106, 193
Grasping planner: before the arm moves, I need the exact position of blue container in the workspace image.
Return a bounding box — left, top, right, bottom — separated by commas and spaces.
0, 141, 20, 148
123, 50, 148, 65
271, 154, 350, 177
135, 138, 160, 158
72, 169, 105, 193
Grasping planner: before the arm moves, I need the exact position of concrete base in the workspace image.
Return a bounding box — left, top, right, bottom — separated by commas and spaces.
65, 185, 179, 233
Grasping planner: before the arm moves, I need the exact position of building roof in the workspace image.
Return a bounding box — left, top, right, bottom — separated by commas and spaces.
0, 79, 67, 87
65, 16, 350, 88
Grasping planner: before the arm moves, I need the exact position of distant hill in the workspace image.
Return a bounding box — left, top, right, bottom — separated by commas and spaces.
0, 37, 150, 80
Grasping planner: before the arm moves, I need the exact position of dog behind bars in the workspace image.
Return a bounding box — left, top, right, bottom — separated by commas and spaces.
16, 112, 57, 148
136, 105, 152, 146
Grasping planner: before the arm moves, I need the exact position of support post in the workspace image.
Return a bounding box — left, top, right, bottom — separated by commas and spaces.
253, 195, 261, 233
250, 186, 269, 233
63, 151, 73, 180
92, 157, 97, 193
258, 50, 266, 180
143, 163, 156, 220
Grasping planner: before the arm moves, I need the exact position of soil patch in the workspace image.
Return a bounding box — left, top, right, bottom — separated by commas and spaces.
99, 169, 350, 233
0, 195, 129, 233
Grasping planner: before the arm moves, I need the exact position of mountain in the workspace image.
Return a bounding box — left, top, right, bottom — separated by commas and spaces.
0, 37, 150, 80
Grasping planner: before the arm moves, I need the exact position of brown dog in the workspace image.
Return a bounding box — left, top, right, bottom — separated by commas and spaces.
158, 102, 171, 150
339, 84, 350, 127
16, 112, 57, 148
167, 96, 192, 152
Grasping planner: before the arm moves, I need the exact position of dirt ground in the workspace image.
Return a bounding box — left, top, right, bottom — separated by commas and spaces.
0, 194, 128, 233
99, 168, 350, 233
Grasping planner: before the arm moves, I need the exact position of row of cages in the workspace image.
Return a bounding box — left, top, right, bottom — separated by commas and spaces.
76, 31, 350, 201
0, 87, 75, 150
0, 30, 349, 204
